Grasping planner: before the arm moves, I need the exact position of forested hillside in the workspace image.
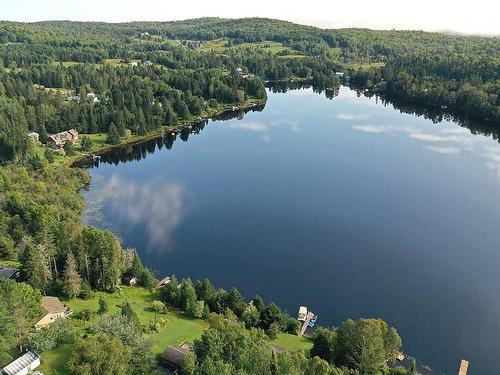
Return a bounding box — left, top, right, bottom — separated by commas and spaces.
0, 18, 498, 163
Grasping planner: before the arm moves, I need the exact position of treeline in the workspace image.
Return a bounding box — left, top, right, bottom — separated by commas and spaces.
349, 50, 500, 124
181, 312, 411, 375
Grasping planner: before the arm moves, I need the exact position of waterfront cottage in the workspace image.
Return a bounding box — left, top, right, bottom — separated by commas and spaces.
1, 351, 40, 375
34, 296, 72, 330
47, 129, 79, 148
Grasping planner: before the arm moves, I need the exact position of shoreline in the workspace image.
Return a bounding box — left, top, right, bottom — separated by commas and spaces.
68, 98, 266, 166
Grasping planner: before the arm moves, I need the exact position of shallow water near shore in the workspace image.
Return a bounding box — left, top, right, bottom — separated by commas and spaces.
83, 86, 500, 374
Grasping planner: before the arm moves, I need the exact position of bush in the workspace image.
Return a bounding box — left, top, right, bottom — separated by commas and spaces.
266, 321, 281, 340
44, 148, 55, 163
98, 297, 109, 314
81, 136, 93, 151
80, 282, 93, 299
152, 300, 166, 313
80, 308, 94, 321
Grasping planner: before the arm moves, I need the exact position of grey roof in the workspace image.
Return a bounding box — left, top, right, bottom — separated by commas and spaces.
162, 345, 191, 366
1, 351, 40, 375
0, 266, 19, 279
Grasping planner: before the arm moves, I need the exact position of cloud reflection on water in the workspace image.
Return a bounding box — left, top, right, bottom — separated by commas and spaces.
85, 174, 184, 250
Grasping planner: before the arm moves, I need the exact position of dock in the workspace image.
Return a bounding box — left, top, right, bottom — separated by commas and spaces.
300, 311, 316, 336
458, 359, 469, 375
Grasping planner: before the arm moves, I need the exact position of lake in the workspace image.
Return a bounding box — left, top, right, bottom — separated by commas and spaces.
82, 86, 500, 375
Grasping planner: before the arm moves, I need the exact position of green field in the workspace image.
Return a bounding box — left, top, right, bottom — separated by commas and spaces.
273, 333, 313, 353
38, 286, 209, 375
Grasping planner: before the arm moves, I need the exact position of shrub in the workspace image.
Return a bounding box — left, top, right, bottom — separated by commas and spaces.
152, 300, 166, 313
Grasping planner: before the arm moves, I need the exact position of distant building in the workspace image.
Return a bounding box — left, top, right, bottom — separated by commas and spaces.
297, 306, 307, 321
144, 60, 154, 66
129, 61, 139, 67
27, 132, 39, 143
1, 351, 40, 375
162, 344, 193, 370
122, 274, 138, 286
34, 296, 72, 330
47, 129, 78, 148
158, 276, 171, 287
0, 266, 19, 280
86, 92, 99, 103
67, 95, 80, 102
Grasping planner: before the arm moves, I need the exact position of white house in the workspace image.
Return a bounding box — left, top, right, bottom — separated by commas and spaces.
297, 306, 307, 321
1, 351, 40, 375
86, 92, 99, 103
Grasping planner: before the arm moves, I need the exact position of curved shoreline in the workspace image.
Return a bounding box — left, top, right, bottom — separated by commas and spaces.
69, 98, 267, 167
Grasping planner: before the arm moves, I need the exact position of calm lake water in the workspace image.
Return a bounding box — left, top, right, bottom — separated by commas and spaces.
82, 87, 500, 375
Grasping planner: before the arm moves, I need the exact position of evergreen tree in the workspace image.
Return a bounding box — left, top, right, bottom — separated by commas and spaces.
107, 123, 121, 145
63, 252, 82, 298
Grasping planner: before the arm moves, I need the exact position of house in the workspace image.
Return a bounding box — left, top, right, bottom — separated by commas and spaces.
0, 266, 19, 280
27, 132, 39, 143
86, 92, 99, 103
162, 344, 193, 369
1, 351, 40, 375
129, 61, 139, 67
34, 296, 72, 330
297, 306, 307, 321
47, 129, 78, 148
122, 274, 138, 286
158, 276, 171, 287
144, 60, 154, 66
67, 95, 80, 102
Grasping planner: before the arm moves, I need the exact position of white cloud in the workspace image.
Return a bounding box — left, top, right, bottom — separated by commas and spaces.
424, 146, 461, 155
229, 122, 267, 132
408, 132, 449, 142
352, 125, 388, 134
85, 174, 184, 250
336, 114, 370, 121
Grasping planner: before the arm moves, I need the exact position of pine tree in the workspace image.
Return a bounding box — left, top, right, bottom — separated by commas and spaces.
63, 252, 82, 298
20, 238, 48, 290
106, 123, 121, 145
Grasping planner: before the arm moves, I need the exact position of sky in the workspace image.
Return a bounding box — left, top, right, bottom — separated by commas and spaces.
0, 0, 498, 35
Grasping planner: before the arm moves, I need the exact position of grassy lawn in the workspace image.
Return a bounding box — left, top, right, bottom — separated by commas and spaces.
273, 333, 313, 354
38, 286, 208, 375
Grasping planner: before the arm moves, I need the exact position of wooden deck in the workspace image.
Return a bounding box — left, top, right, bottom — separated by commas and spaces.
458, 359, 469, 375
300, 311, 315, 336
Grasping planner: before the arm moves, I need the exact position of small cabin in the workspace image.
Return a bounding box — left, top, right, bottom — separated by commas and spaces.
158, 276, 171, 287
297, 306, 307, 321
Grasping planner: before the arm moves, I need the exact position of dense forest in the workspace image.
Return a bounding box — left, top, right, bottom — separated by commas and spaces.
0, 17, 498, 374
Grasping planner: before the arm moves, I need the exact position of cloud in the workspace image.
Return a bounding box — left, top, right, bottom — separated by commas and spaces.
408, 132, 449, 142
229, 122, 267, 132
262, 135, 271, 142
424, 145, 461, 155
336, 114, 370, 121
85, 174, 184, 250
352, 125, 388, 134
